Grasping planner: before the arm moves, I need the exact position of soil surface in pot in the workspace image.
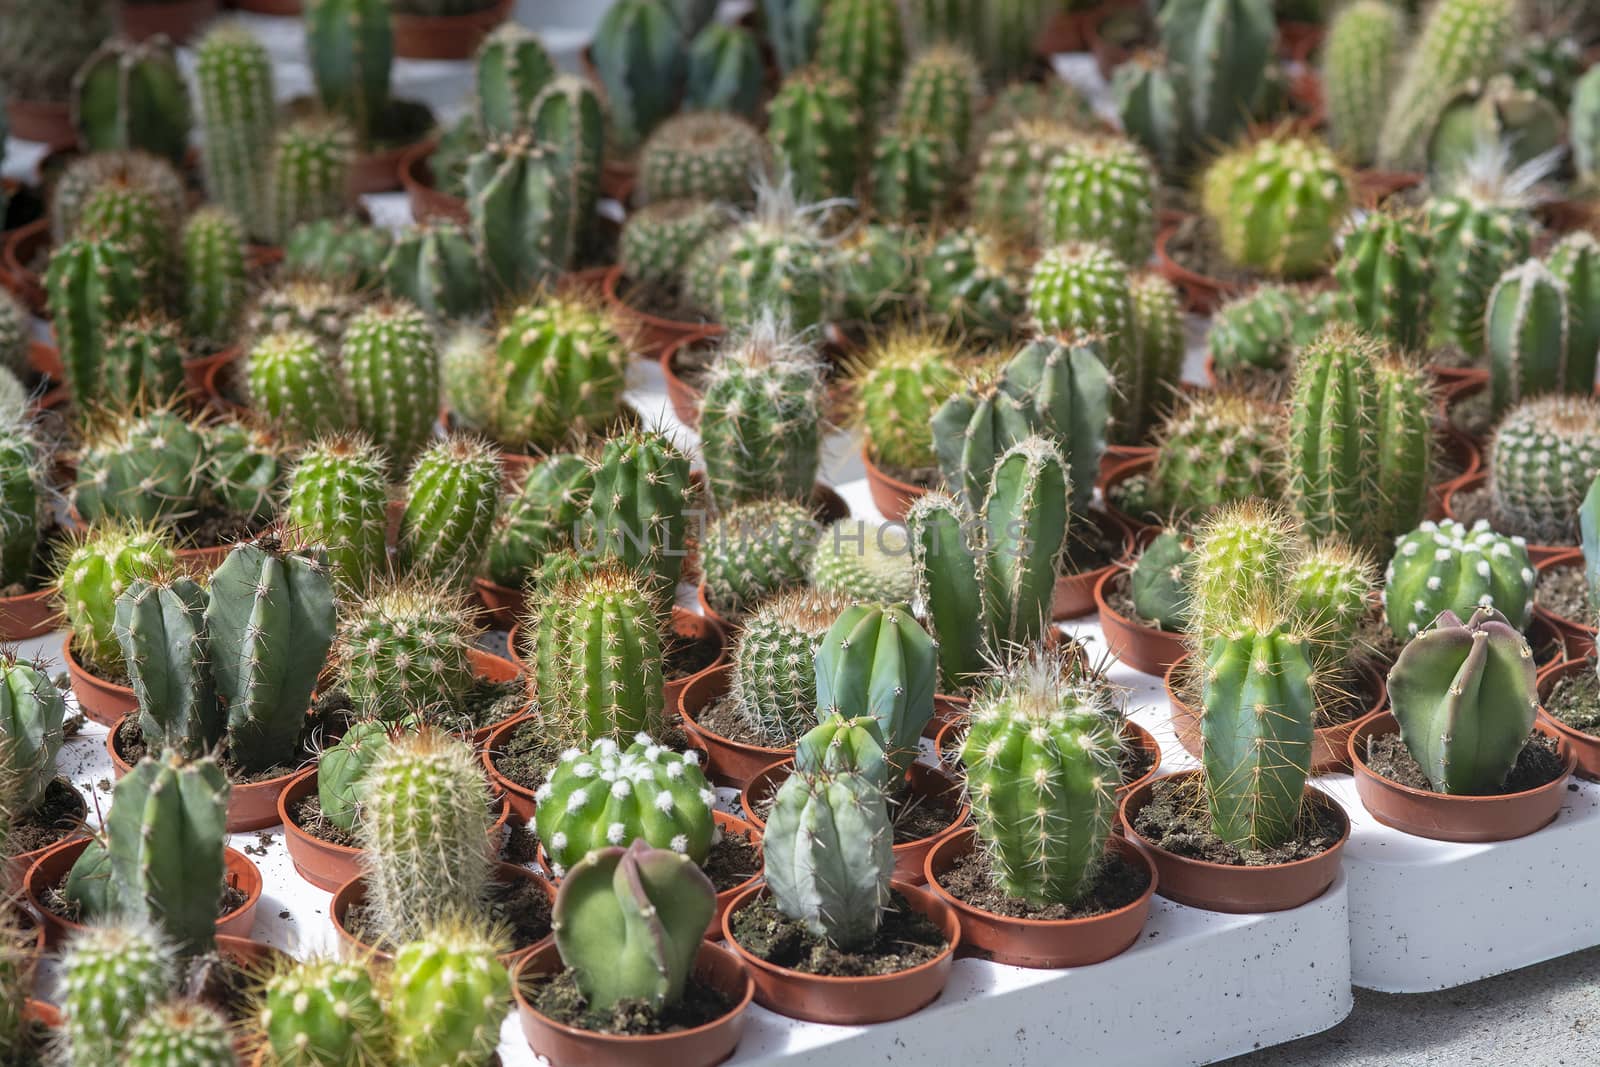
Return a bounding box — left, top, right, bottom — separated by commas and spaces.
696, 695, 769, 747
1360, 731, 1567, 793
1536, 562, 1590, 621
939, 848, 1149, 920
115, 715, 311, 785
9, 778, 86, 854
289, 791, 507, 851
343, 875, 552, 951
730, 891, 946, 976
494, 713, 696, 792
665, 629, 721, 683
44, 875, 249, 925
1061, 513, 1121, 575
174, 508, 273, 551
446, 675, 525, 731
704, 828, 760, 892
1131, 775, 1344, 866
1164, 214, 1263, 288
1103, 570, 1179, 633
524, 969, 735, 1036
1354, 604, 1404, 665
1176, 665, 1376, 730
1544, 668, 1600, 735
185, 949, 270, 1025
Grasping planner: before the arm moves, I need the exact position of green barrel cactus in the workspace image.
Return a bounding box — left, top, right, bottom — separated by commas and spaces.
100, 314, 185, 407
342, 300, 439, 471
533, 562, 664, 739
1142, 392, 1283, 516
700, 497, 818, 616
286, 434, 390, 588
1186, 500, 1297, 635
585, 429, 693, 610
1322, 0, 1403, 166
921, 227, 1026, 343
0, 654, 66, 812
74, 181, 178, 288
729, 589, 848, 744
54, 522, 177, 674
260, 956, 390, 1066
383, 221, 488, 322
619, 199, 727, 290
483, 295, 627, 453
868, 120, 959, 224
485, 453, 593, 588
1042, 135, 1157, 267
807, 519, 917, 608
50, 150, 185, 248
1201, 134, 1349, 278
1428, 77, 1563, 187
44, 235, 144, 406
284, 218, 393, 289
71, 36, 192, 164
1384, 518, 1534, 640
638, 111, 768, 207
400, 435, 501, 584
74, 410, 206, 526
765, 66, 863, 203
337, 578, 477, 722
1290, 539, 1377, 672
1486, 259, 1574, 419
473, 23, 555, 138
837, 221, 916, 326
590, 0, 686, 151
1548, 232, 1600, 390
705, 176, 836, 328
1130, 530, 1195, 631
1026, 241, 1135, 383
246, 330, 351, 440
1332, 207, 1433, 353
389, 924, 509, 1067
1207, 283, 1316, 378
316, 720, 392, 835
1287, 326, 1390, 553
180, 208, 247, 351
686, 24, 763, 118
59, 920, 177, 1066
1489, 395, 1600, 544
763, 771, 894, 948
249, 279, 358, 348
815, 0, 906, 117
124, 1002, 234, 1067
971, 119, 1080, 243
1425, 168, 1537, 358
852, 330, 963, 474
893, 43, 981, 154
204, 419, 287, 524
194, 24, 277, 240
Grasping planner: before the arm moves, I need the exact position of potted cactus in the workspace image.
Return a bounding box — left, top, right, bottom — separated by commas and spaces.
0, 0, 114, 144
1352, 607, 1576, 841
514, 841, 755, 1065
1094, 529, 1195, 676
0, 418, 64, 643
390, 0, 512, 60
848, 330, 960, 522
607, 200, 730, 359
0, 908, 54, 1062
0, 652, 88, 881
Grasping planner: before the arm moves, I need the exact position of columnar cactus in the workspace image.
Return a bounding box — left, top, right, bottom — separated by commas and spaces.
1388, 607, 1538, 794
1130, 530, 1195, 631
705, 176, 836, 328
975, 0, 1052, 84
123, 1002, 235, 1067
1128, 272, 1185, 444
50, 150, 186, 248
1332, 207, 1433, 353
961, 646, 1122, 904
687, 23, 764, 116
181, 208, 249, 351
815, 0, 906, 117
358, 732, 494, 943
389, 924, 509, 1067
341, 300, 439, 470
316, 720, 391, 836
763, 771, 894, 948
1042, 136, 1158, 267
814, 604, 936, 777
1576, 67, 1600, 189
1376, 355, 1437, 539
0, 426, 40, 590
194, 24, 277, 240
0, 654, 66, 812
268, 117, 355, 246
338, 579, 477, 722
485, 453, 592, 588
794, 713, 889, 783
1548, 232, 1600, 389
465, 133, 576, 296
0, 289, 27, 378
1486, 259, 1574, 418
74, 410, 207, 526
535, 737, 716, 874
765, 67, 863, 203
761, 0, 826, 74
483, 295, 627, 453
1112, 57, 1185, 178
590, 0, 686, 150
246, 331, 350, 440
1158, 0, 1279, 154
971, 119, 1080, 242
286, 434, 390, 588
44, 236, 144, 405
114, 573, 221, 759
619, 199, 727, 290
534, 563, 664, 739
585, 429, 693, 610
638, 111, 768, 207
55, 522, 178, 673
473, 23, 555, 138
1489, 396, 1600, 544
893, 44, 982, 154
921, 227, 1026, 343
383, 222, 488, 322
1321, 0, 1403, 167
72, 36, 193, 164
400, 435, 501, 584
553, 841, 716, 1011
852, 330, 964, 473
284, 218, 393, 289
729, 589, 846, 744
1186, 500, 1297, 636
1142, 392, 1282, 516
60, 921, 177, 1066
1384, 518, 1534, 640
100, 314, 186, 408
260, 956, 390, 1066
699, 315, 824, 509
306, 0, 393, 144
868, 121, 959, 224
1201, 134, 1349, 278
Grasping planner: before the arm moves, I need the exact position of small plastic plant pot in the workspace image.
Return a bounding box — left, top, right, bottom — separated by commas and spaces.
25, 836, 262, 948
1, 784, 88, 891
1426, 427, 1484, 522
62, 635, 136, 726
922, 827, 1156, 969
677, 664, 795, 790
182, 345, 241, 407
720, 880, 959, 1026
329, 861, 554, 965
1052, 509, 1134, 620
0, 585, 58, 643
659, 332, 710, 427
390, 0, 511, 59
603, 265, 722, 361
1532, 548, 1596, 661
1348, 711, 1577, 842
463, 645, 528, 747
482, 714, 540, 821
1154, 219, 1243, 315
1096, 452, 1158, 539
860, 446, 928, 523
1352, 168, 1425, 207
1440, 472, 1569, 567
2, 217, 49, 314
398, 136, 466, 224
512, 938, 754, 1067
1119, 770, 1350, 914
116, 0, 217, 43
1536, 657, 1600, 781
473, 576, 525, 631
1094, 566, 1188, 677
4, 102, 73, 154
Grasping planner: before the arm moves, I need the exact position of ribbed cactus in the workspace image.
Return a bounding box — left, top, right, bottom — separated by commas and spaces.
619, 199, 727, 290
74, 410, 206, 526
1042, 136, 1157, 267
1548, 232, 1600, 391
531, 74, 606, 241
389, 923, 509, 1067
114, 573, 221, 759
76, 180, 179, 288
1201, 609, 1314, 851
440, 325, 491, 431
0, 425, 40, 590
585, 429, 693, 610
72, 36, 192, 164
763, 771, 894, 948
306, 0, 394, 144
473, 23, 555, 138
260, 956, 389, 1066
44, 235, 144, 406
1027, 241, 1135, 380
358, 731, 494, 943
1321, 0, 1403, 166
794, 713, 888, 784
1376, 355, 1437, 539
815, 603, 936, 778
700, 498, 818, 616
51, 150, 186, 248
317, 720, 391, 835
1143, 391, 1283, 516
246, 330, 350, 440
1112, 57, 1185, 178
852, 330, 963, 473
1489, 396, 1600, 544
338, 578, 477, 722
0, 654, 66, 812
400, 435, 500, 584
975, 0, 1051, 84
729, 589, 847, 744
485, 452, 592, 588
1384, 518, 1534, 640
1207, 283, 1318, 378
706, 176, 836, 329
286, 434, 390, 588
961, 646, 1122, 904
101, 314, 186, 408
894, 44, 981, 154
971, 119, 1080, 243
1201, 134, 1348, 279
1128, 272, 1185, 444
590, 0, 686, 151
765, 66, 863, 203
250, 280, 358, 351
638, 111, 768, 207
484, 295, 626, 453
1130, 530, 1194, 631
1388, 607, 1537, 794
699, 315, 824, 509
1291, 539, 1376, 673
1486, 259, 1573, 419
267, 117, 354, 247
195, 24, 277, 240
383, 221, 488, 321
1332, 207, 1433, 353
535, 737, 715, 874
60, 920, 177, 1066
341, 300, 439, 471
54, 522, 177, 673
1186, 500, 1296, 636
181, 208, 249, 351
1430, 77, 1562, 187
465, 133, 576, 296
837, 222, 915, 326
1425, 165, 1537, 358
123, 1002, 235, 1067
1159, 0, 1279, 154
868, 120, 959, 225
816, 0, 906, 117
284, 218, 394, 289
1576, 66, 1600, 189
204, 419, 287, 524
1377, 0, 1517, 170
534, 562, 664, 739
686, 23, 764, 117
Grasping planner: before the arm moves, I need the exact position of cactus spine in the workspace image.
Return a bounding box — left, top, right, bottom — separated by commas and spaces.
44, 236, 145, 406
342, 301, 439, 471
337, 578, 477, 722
1489, 396, 1600, 544
765, 67, 863, 203
686, 23, 765, 117
534, 563, 664, 739
389, 924, 509, 1067
638, 111, 768, 207
1384, 518, 1534, 640
815, 0, 906, 118
260, 955, 390, 1066
1042, 136, 1157, 267
0, 654, 66, 812
1201, 134, 1349, 279
181, 208, 249, 351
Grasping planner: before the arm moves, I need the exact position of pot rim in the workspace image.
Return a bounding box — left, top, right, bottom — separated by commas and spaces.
739, 757, 969, 843
858, 444, 929, 498
105, 710, 307, 789
62, 635, 132, 694
280, 765, 514, 857
1092, 564, 1177, 638
602, 263, 725, 337
1532, 548, 1596, 635
330, 859, 553, 962
679, 663, 797, 765
1347, 709, 1578, 805
25, 836, 262, 926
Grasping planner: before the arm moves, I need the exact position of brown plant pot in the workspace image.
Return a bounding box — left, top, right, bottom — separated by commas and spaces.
1353, 169, 1425, 208
330, 861, 554, 964
1536, 657, 1600, 780
1154, 220, 1241, 315
678, 664, 795, 790
1, 217, 49, 315
659, 332, 709, 427
473, 576, 525, 631
1532, 548, 1596, 660
1441, 472, 1569, 566
5, 100, 74, 149
118, 0, 219, 42
1277, 19, 1324, 61
922, 827, 1155, 968
1166, 652, 1384, 775
183, 346, 241, 407
26, 836, 262, 947
347, 139, 417, 197
200, 349, 249, 417
63, 636, 137, 726
1348, 710, 1576, 842
721, 880, 959, 1025
1053, 509, 1133, 620
463, 645, 525, 746
739, 759, 966, 887
861, 447, 929, 524
513, 939, 754, 1067
2, 786, 89, 891
1428, 427, 1484, 521
600, 158, 637, 205
0, 586, 58, 643
390, 0, 512, 59
481, 713, 540, 821
1093, 567, 1187, 677
1096, 452, 1159, 538
603, 265, 722, 361
1120, 771, 1349, 913
398, 137, 466, 224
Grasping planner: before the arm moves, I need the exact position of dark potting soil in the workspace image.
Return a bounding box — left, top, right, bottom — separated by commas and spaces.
1164, 214, 1266, 289
174, 508, 273, 551
1060, 512, 1122, 576
1120, 736, 1156, 785
1535, 563, 1592, 623
705, 826, 761, 893
495, 714, 581, 792
289, 790, 359, 849
1544, 669, 1600, 735
1131, 774, 1345, 867
501, 818, 540, 866
525, 968, 735, 1037
184, 948, 265, 1025
44, 878, 249, 926
620, 276, 713, 326
665, 629, 720, 683
344, 874, 553, 952
696, 694, 773, 748
1354, 605, 1404, 668
938, 848, 1150, 920
115, 715, 312, 785
890, 785, 958, 845
3, 1018, 51, 1066
453, 675, 526, 731
1359, 731, 1567, 794
1105, 569, 1179, 633
669, 340, 716, 394
1448, 391, 1494, 440
9, 778, 87, 854
730, 891, 947, 977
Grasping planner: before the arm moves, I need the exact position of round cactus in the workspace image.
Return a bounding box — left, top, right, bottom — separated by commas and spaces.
1332, 207, 1433, 353
700, 497, 818, 616
1208, 283, 1318, 378
731, 588, 849, 744
260, 955, 390, 1067
706, 177, 836, 329
338, 578, 478, 722
50, 149, 186, 249
638, 111, 769, 207
1384, 518, 1534, 640
440, 325, 492, 432
1041, 136, 1158, 267
1322, 0, 1404, 167
921, 228, 1026, 343
284, 217, 392, 289
485, 452, 593, 589
249, 278, 358, 349
60, 920, 177, 1066
971, 118, 1080, 243
204, 418, 287, 523
851, 330, 964, 473
619, 198, 728, 290
54, 522, 177, 673
868, 120, 959, 224
1421, 159, 1538, 360
76, 180, 179, 282
74, 410, 206, 526
389, 923, 509, 1067
1290, 538, 1377, 671
808, 518, 917, 603
1142, 392, 1284, 516
1027, 241, 1135, 365
99, 313, 185, 411
342, 300, 440, 471
1201, 134, 1350, 279
382, 222, 489, 323
893, 43, 982, 153
485, 296, 627, 454
1489, 395, 1600, 544
1187, 499, 1298, 635
246, 330, 351, 441
123, 1002, 234, 1067
285, 434, 390, 589
765, 66, 863, 203
400, 435, 501, 585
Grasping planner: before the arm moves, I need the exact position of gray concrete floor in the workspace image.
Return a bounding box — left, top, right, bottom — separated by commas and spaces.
1222, 947, 1600, 1065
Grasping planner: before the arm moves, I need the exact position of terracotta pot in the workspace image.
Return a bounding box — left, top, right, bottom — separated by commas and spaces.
347, 138, 419, 196
5, 100, 74, 149
1166, 652, 1383, 775
1428, 364, 1488, 390
1348, 710, 1576, 842
391, 0, 511, 59
331, 861, 554, 964
1, 217, 49, 314
106, 713, 303, 831
1428, 427, 1484, 520
182, 346, 240, 406
1442, 472, 1569, 566
659, 332, 709, 427
2, 785, 89, 891
63, 636, 136, 726
26, 837, 262, 947
1094, 567, 1186, 676
24, 999, 60, 1029
0, 586, 58, 643
861, 447, 929, 524
600, 158, 637, 205
482, 714, 541, 820
1096, 452, 1159, 538
398, 137, 466, 224
678, 664, 795, 789
513, 939, 753, 1067
604, 265, 721, 361
234, 0, 300, 11
1353, 169, 1425, 207
1154, 220, 1241, 315
722, 881, 958, 1025
473, 576, 525, 631
1052, 509, 1133, 620
200, 349, 249, 417
922, 827, 1154, 968
118, 0, 218, 42
1120, 771, 1349, 913
1532, 548, 1596, 660
1536, 657, 1600, 780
